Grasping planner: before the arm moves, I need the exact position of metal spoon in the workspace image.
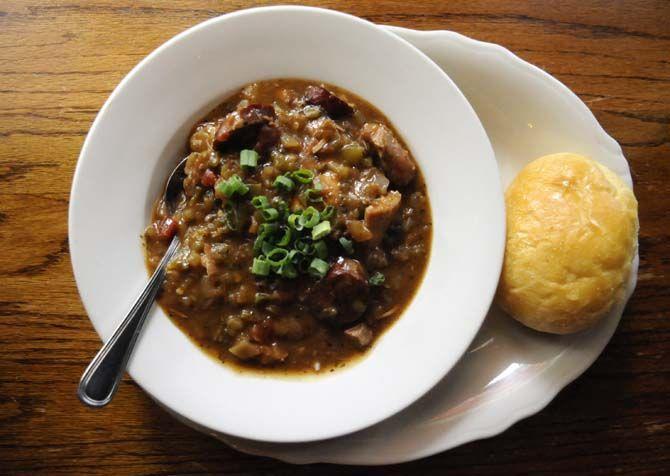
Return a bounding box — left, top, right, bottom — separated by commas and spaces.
78, 158, 188, 407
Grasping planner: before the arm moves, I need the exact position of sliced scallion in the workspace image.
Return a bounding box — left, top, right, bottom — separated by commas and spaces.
321, 205, 335, 219
303, 188, 323, 203
278, 262, 298, 278
251, 195, 270, 209
273, 175, 295, 192
288, 213, 304, 231
339, 236, 354, 255
311, 220, 331, 240
217, 174, 249, 198
240, 149, 259, 169
313, 240, 328, 259
308, 258, 329, 279
294, 237, 314, 255
276, 227, 292, 247
258, 222, 279, 236
251, 257, 270, 276
266, 248, 290, 267
291, 168, 315, 184
299, 207, 320, 228
261, 207, 279, 222
261, 240, 275, 256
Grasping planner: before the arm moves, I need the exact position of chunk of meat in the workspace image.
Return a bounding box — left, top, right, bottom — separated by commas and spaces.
305, 257, 369, 325
352, 167, 390, 204
304, 86, 354, 118
364, 191, 402, 246
201, 242, 231, 277
344, 323, 373, 348
305, 117, 346, 155
366, 246, 389, 269
315, 171, 341, 206
228, 338, 288, 364
361, 123, 416, 185
254, 124, 281, 155
228, 339, 261, 360
346, 219, 373, 242
214, 104, 277, 152
258, 343, 289, 365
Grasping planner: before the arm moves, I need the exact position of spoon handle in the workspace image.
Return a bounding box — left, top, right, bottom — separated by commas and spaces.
78, 236, 180, 407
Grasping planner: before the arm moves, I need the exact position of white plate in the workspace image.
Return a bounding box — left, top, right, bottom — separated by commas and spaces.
69, 8, 504, 443
210, 27, 639, 464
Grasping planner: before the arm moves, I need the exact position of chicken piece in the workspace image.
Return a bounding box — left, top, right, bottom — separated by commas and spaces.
258, 344, 289, 365
361, 123, 416, 186
364, 191, 402, 246
346, 219, 373, 242
200, 242, 231, 277
315, 171, 341, 206
305, 117, 346, 156
352, 167, 390, 204
228, 339, 261, 360
344, 323, 373, 348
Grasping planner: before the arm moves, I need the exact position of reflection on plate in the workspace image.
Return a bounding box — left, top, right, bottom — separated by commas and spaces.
206, 27, 638, 464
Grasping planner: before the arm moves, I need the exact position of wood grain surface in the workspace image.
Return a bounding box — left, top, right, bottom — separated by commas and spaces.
1, 1, 668, 474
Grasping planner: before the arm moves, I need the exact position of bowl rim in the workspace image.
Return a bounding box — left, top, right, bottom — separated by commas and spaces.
69, 5, 505, 443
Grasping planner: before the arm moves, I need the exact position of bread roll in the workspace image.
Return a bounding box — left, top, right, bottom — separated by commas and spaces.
497, 153, 638, 334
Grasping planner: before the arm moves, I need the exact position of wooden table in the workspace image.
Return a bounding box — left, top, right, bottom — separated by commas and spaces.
1, 1, 668, 474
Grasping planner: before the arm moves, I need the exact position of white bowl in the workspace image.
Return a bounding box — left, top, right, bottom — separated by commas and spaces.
69, 6, 504, 443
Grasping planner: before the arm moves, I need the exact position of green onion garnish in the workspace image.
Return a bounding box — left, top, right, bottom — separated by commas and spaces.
291, 168, 315, 184
266, 248, 290, 267
273, 175, 295, 192
369, 271, 385, 286
261, 240, 275, 256
294, 237, 314, 255
251, 257, 270, 276
258, 222, 279, 236
240, 149, 259, 169
261, 207, 279, 222
299, 207, 320, 228
339, 236, 354, 255
217, 174, 249, 198
251, 195, 270, 209
308, 258, 330, 279
321, 205, 335, 219
313, 240, 328, 259
311, 220, 331, 240
297, 255, 312, 273
288, 213, 304, 231
278, 262, 298, 278
276, 227, 292, 247
253, 234, 265, 253
303, 188, 323, 203
274, 198, 288, 217
287, 249, 302, 263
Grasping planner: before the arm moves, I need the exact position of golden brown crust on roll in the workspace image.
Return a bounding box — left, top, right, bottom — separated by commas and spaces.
497, 153, 638, 334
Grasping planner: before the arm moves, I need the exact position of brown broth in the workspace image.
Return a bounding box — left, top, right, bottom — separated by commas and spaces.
144, 79, 432, 375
